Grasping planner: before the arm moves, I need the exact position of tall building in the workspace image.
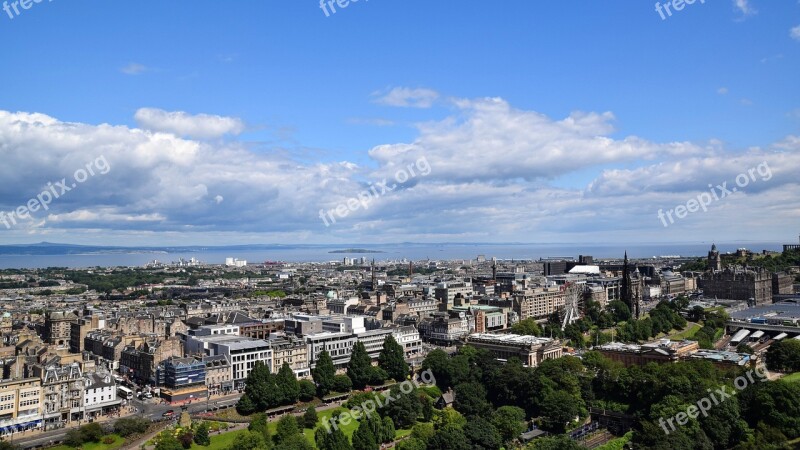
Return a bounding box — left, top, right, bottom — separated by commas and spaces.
708, 244, 722, 272
700, 266, 772, 305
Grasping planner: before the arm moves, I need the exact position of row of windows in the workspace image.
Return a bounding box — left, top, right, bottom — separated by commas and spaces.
19, 399, 39, 407
0, 395, 14, 402
20, 391, 39, 398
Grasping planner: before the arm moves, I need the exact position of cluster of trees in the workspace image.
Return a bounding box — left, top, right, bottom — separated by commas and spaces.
766, 339, 800, 372
64, 423, 105, 448
693, 310, 728, 349
312, 336, 409, 398
154, 423, 210, 450
227, 413, 313, 450
59, 268, 169, 293
239, 335, 409, 416
113, 416, 151, 437
236, 361, 301, 414
548, 299, 687, 348
419, 344, 800, 449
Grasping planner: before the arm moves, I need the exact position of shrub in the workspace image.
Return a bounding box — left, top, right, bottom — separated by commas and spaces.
102, 436, 116, 445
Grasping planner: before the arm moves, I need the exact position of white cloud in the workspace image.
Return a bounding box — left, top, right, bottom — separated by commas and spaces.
120, 63, 148, 75
717, 87, 729, 95
1, 102, 798, 244
791, 25, 800, 41
732, 0, 756, 17
134, 108, 245, 139
373, 87, 439, 108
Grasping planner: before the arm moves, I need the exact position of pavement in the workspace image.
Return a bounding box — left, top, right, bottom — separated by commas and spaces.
12, 393, 243, 449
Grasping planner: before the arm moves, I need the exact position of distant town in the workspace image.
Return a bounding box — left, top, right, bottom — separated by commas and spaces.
0, 235, 798, 449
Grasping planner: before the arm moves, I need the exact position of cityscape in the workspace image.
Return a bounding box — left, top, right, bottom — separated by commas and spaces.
2, 1, 800, 450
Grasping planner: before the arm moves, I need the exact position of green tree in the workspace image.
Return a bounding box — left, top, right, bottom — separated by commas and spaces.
453, 382, 491, 417
155, 432, 184, 450
766, 339, 800, 372
248, 413, 272, 443
511, 318, 542, 336
303, 406, 318, 429
539, 390, 581, 433
608, 300, 631, 323
395, 439, 425, 450
243, 361, 280, 411
229, 431, 269, 450
194, 422, 211, 446
463, 417, 502, 450
347, 342, 375, 389
432, 407, 467, 430
352, 418, 378, 450
313, 350, 336, 396
379, 384, 421, 429
273, 435, 312, 450
114, 417, 150, 437
420, 393, 434, 422
274, 415, 301, 446
333, 374, 353, 393
275, 362, 300, 405
80, 422, 104, 442
378, 335, 409, 382
299, 379, 317, 401
491, 406, 526, 445
421, 349, 454, 389
64, 429, 84, 448
410, 423, 435, 444
237, 393, 257, 415
314, 427, 353, 450
526, 435, 584, 450
380, 417, 396, 443
426, 424, 471, 450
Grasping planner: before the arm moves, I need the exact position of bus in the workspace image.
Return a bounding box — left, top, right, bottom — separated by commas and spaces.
118, 386, 134, 400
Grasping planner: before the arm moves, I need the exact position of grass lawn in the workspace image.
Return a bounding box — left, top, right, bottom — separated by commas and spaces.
191, 429, 247, 450
49, 434, 126, 450
781, 372, 800, 383
670, 323, 701, 341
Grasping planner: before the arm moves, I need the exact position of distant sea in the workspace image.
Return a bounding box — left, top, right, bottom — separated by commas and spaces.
0, 242, 786, 269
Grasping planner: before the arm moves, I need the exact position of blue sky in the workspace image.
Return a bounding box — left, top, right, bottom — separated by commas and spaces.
0, 0, 798, 246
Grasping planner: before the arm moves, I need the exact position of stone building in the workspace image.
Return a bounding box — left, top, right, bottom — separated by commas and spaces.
700, 266, 772, 305
42, 312, 77, 346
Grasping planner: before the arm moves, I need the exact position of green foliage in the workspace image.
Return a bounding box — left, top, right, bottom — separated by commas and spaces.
351, 418, 378, 450
303, 406, 318, 429
511, 318, 543, 336
194, 422, 211, 446
378, 335, 409, 382
394, 439, 425, 450
410, 422, 435, 444
155, 431, 185, 450
114, 417, 150, 437
314, 427, 352, 450
426, 424, 471, 450
526, 435, 584, 450
491, 406, 526, 444
333, 374, 353, 393
275, 362, 300, 404
463, 416, 502, 450
313, 350, 336, 396
64, 429, 85, 448
767, 340, 800, 372
298, 379, 316, 401
453, 382, 491, 417
379, 384, 421, 429
228, 430, 270, 450
273, 415, 301, 446
432, 407, 467, 430
247, 413, 272, 446
347, 342, 378, 389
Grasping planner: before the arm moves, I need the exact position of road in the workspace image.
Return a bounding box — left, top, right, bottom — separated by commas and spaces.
12, 394, 243, 449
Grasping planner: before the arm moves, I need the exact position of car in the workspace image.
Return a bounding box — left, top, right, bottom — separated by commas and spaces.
162, 410, 175, 417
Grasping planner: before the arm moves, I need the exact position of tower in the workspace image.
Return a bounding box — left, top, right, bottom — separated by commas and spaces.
492, 259, 497, 282
707, 244, 721, 272
621, 251, 639, 318
371, 259, 377, 291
